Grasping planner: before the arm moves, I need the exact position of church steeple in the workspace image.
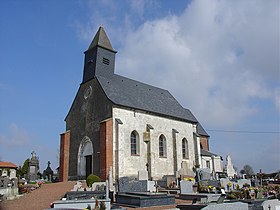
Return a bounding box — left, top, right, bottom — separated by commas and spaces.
87, 26, 115, 52
82, 26, 117, 83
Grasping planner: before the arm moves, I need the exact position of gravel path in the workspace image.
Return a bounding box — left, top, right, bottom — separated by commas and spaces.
0, 181, 76, 210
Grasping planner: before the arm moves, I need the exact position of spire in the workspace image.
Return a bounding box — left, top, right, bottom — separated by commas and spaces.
87, 26, 115, 52
82, 26, 117, 83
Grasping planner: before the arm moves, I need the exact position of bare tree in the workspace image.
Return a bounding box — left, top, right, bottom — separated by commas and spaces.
240, 164, 255, 176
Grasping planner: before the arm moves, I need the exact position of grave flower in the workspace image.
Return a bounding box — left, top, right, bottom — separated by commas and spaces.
208, 185, 214, 190
38, 181, 43, 187
198, 184, 207, 193
236, 184, 240, 190
208, 185, 215, 193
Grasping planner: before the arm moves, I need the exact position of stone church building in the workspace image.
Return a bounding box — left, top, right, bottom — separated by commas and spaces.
59, 27, 222, 183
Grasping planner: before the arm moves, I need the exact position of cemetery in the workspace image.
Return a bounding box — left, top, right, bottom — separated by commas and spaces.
50, 180, 110, 209
0, 151, 59, 201
48, 166, 280, 210
1, 149, 280, 210
0, 161, 18, 201
3, 148, 280, 210
44, 169, 280, 210
1, 25, 279, 210
45, 26, 279, 210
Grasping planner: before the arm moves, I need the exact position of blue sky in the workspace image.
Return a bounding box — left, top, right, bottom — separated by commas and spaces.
0, 0, 279, 174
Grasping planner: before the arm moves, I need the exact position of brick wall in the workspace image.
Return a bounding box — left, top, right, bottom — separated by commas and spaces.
99, 119, 113, 181
59, 131, 70, 182
200, 136, 209, 151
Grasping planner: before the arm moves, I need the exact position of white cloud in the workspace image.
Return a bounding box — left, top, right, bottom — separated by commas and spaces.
74, 0, 279, 126
69, 0, 279, 172
117, 0, 279, 126
0, 123, 33, 147
73, 0, 160, 48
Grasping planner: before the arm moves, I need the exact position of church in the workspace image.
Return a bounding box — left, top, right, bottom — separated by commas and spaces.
59, 26, 223, 183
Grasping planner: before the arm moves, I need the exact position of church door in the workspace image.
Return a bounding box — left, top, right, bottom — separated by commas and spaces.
85, 155, 92, 178
78, 137, 93, 178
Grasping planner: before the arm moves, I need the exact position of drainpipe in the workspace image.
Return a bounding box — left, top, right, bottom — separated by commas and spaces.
145, 124, 153, 180
193, 132, 200, 169
115, 118, 123, 188
172, 129, 179, 176
211, 155, 216, 179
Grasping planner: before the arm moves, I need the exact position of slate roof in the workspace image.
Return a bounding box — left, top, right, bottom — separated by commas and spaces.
201, 149, 218, 157
184, 109, 209, 136
88, 27, 116, 52
97, 74, 198, 123
197, 123, 210, 137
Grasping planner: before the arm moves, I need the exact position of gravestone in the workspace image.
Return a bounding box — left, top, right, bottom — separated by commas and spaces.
180, 180, 193, 194
147, 180, 156, 192
43, 161, 54, 181
225, 155, 237, 178
118, 177, 155, 193
116, 177, 174, 208
237, 179, 251, 188
197, 168, 212, 181
208, 180, 219, 188
92, 182, 106, 191
2, 170, 8, 177
0, 177, 18, 200
9, 169, 16, 179
71, 181, 83, 191
180, 161, 195, 176
261, 199, 280, 210
166, 175, 176, 188
118, 177, 147, 192
138, 170, 148, 180
27, 151, 39, 182
11, 178, 18, 188
220, 178, 232, 192
202, 202, 248, 210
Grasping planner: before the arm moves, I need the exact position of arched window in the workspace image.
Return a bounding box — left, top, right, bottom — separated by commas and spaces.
182, 138, 189, 159
159, 135, 167, 157
130, 131, 139, 155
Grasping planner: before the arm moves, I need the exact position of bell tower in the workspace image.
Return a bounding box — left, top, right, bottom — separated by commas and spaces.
82, 26, 117, 83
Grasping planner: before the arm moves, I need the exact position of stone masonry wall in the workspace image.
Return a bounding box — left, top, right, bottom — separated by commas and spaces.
65, 78, 113, 179
112, 107, 197, 180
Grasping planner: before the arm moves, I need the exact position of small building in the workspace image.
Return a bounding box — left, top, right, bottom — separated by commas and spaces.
200, 150, 223, 174
0, 162, 18, 200
0, 162, 17, 178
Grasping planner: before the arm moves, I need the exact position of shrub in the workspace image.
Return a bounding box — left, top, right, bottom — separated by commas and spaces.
86, 174, 101, 187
